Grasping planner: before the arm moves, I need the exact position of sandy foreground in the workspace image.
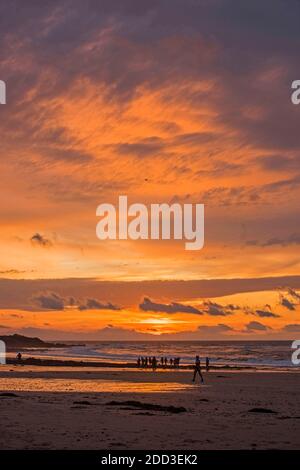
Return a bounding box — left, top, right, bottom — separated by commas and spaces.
0, 365, 299, 450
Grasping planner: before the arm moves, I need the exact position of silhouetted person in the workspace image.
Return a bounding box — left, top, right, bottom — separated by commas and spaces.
161, 357, 164, 366
164, 357, 168, 366
16, 352, 22, 364
193, 355, 204, 383
152, 356, 157, 371
177, 357, 181, 368
145, 357, 148, 367
170, 358, 173, 367
206, 357, 210, 372
137, 357, 141, 368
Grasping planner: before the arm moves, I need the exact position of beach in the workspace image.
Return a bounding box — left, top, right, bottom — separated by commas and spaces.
0, 365, 299, 450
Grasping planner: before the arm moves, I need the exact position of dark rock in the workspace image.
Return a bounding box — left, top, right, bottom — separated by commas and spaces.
0, 392, 19, 397
106, 400, 187, 413
73, 400, 98, 406
248, 407, 277, 414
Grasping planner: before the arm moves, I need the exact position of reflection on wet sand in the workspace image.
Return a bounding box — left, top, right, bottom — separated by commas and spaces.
0, 377, 194, 393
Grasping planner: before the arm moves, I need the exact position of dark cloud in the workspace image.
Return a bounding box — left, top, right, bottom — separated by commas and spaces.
0, 276, 299, 311
202, 300, 236, 316
262, 233, 300, 247
247, 234, 300, 247
40, 147, 94, 163
254, 309, 280, 318
111, 132, 219, 160
139, 297, 202, 314
0, 269, 28, 275
78, 298, 121, 311
280, 296, 296, 311
276, 287, 300, 311
172, 132, 219, 147
113, 137, 165, 158
287, 287, 300, 301
257, 154, 300, 172
245, 321, 269, 331
277, 287, 300, 311
31, 292, 120, 311
31, 291, 65, 310
30, 233, 52, 247
226, 304, 240, 311
282, 324, 300, 332
197, 324, 234, 334
200, 174, 300, 207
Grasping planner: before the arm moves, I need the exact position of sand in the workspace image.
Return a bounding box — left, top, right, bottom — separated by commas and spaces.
0, 365, 299, 449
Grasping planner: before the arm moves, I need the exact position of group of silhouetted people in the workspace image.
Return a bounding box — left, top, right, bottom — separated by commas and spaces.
137, 356, 181, 370
136, 354, 210, 382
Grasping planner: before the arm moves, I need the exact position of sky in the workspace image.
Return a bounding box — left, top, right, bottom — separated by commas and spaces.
0, 0, 300, 340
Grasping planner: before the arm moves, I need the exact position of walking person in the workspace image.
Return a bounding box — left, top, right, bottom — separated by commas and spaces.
206, 356, 210, 372
16, 352, 22, 364
192, 355, 204, 383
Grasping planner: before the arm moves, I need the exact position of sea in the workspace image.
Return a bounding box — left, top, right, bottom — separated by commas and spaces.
16, 340, 298, 369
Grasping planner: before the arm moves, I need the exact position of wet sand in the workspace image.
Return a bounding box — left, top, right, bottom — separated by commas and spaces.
0, 365, 299, 449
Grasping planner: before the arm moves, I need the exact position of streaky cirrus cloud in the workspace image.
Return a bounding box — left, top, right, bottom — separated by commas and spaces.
247, 234, 300, 247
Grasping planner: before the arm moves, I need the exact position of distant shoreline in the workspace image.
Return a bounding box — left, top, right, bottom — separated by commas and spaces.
5, 356, 298, 372
5, 356, 246, 369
